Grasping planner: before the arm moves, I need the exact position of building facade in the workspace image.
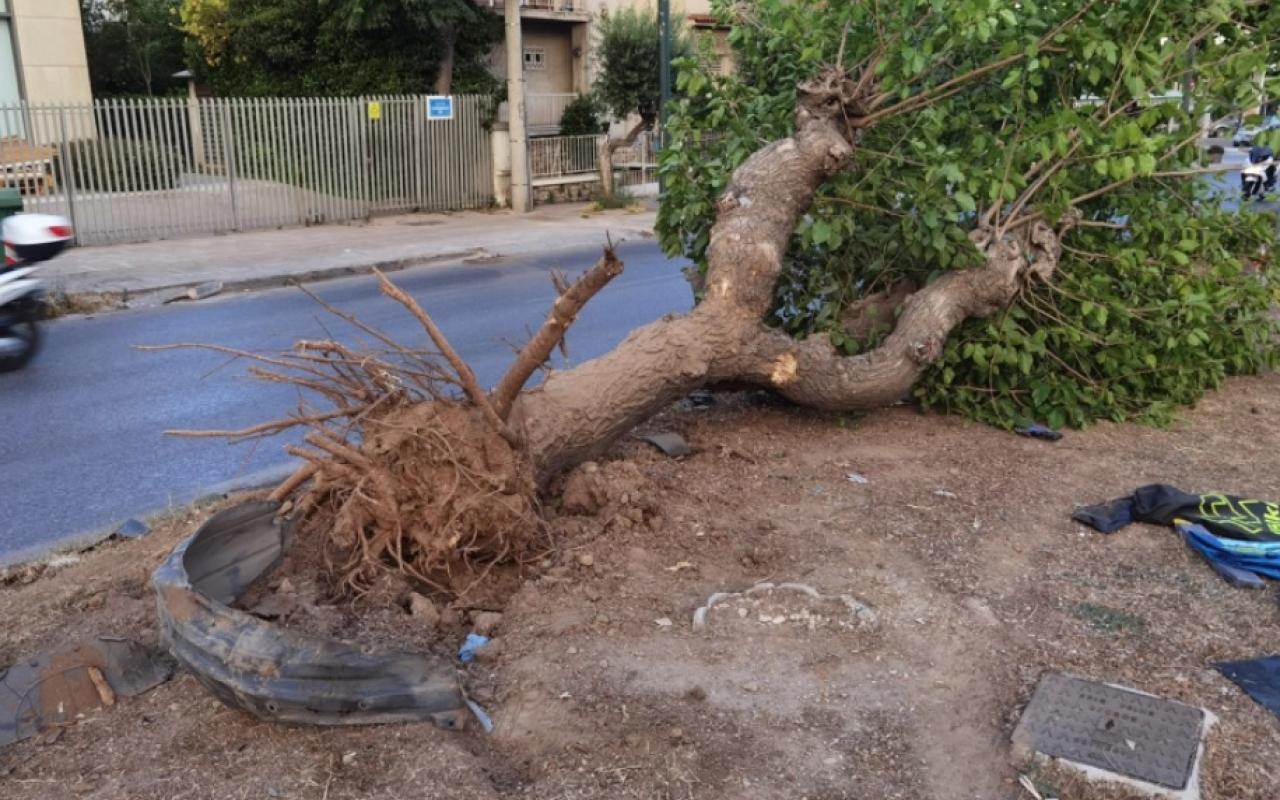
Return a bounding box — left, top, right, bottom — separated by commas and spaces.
0, 0, 92, 107
485, 0, 734, 134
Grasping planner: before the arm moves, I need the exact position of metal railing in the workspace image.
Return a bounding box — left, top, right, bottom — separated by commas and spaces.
0, 95, 494, 246
529, 132, 659, 189
480, 0, 580, 11
530, 134, 600, 178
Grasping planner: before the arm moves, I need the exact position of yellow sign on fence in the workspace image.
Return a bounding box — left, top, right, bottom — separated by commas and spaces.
367, 102, 382, 121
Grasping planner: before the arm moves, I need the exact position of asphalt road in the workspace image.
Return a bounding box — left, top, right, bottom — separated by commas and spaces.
0, 240, 692, 565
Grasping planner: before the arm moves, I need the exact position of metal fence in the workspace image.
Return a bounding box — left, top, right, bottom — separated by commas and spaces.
0, 95, 494, 246
529, 132, 658, 187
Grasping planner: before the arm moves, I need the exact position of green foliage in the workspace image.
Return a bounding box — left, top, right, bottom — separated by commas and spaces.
559, 93, 608, 136
658, 0, 1280, 429
179, 0, 501, 97
593, 9, 693, 126
55, 138, 183, 192
81, 0, 188, 97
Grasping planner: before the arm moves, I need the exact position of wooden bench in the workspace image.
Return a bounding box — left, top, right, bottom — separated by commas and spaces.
0, 138, 55, 196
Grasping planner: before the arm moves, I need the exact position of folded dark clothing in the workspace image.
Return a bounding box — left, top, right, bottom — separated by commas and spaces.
1073, 484, 1280, 542
1072, 497, 1135, 534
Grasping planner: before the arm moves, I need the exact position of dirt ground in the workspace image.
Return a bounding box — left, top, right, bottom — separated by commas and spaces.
3, 374, 1279, 800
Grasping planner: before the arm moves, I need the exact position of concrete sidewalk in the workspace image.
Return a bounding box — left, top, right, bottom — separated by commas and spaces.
43, 201, 658, 298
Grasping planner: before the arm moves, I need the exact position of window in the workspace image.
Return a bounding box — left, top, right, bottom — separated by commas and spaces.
523, 47, 545, 71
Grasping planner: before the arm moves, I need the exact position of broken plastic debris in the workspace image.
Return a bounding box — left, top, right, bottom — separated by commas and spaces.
846, 473, 869, 484
458, 633, 490, 664
1, 638, 172, 748
637, 431, 692, 458
152, 501, 467, 730
113, 518, 149, 539
1016, 423, 1062, 441
465, 698, 495, 733
654, 617, 674, 628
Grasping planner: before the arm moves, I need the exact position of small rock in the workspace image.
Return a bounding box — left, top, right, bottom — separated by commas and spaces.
686, 686, 707, 702
669, 727, 684, 741
472, 611, 503, 636
654, 617, 673, 628
583, 586, 602, 602
341, 751, 356, 766
547, 565, 572, 579
567, 646, 578, 655
578, 553, 595, 567
278, 578, 297, 594
409, 593, 440, 627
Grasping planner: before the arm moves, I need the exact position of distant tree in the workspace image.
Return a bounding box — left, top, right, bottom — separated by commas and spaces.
558, 93, 607, 136
177, 0, 502, 97
591, 9, 693, 193
81, 0, 187, 97
592, 8, 692, 136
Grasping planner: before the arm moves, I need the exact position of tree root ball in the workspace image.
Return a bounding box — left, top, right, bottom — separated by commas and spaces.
291, 401, 543, 596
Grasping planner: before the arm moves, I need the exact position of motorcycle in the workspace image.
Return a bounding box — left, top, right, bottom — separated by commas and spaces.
0, 213, 73, 372
1241, 145, 1277, 201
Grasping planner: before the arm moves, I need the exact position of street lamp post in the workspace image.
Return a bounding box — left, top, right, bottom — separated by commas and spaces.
658, 0, 671, 191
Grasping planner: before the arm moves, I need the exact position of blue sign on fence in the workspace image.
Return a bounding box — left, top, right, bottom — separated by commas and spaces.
427, 96, 454, 121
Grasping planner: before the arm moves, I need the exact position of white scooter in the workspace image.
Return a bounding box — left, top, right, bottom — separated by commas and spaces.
1241, 146, 1277, 201
0, 213, 73, 372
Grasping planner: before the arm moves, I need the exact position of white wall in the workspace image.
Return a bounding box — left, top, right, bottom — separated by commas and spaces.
11, 0, 92, 105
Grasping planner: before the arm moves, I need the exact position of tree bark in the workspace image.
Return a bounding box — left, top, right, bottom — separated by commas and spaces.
598, 119, 648, 198
434, 26, 457, 96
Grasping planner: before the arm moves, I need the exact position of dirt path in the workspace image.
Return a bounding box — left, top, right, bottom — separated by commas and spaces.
3, 375, 1279, 799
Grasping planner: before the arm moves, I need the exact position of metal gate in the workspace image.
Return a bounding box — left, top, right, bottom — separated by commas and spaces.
0, 95, 494, 246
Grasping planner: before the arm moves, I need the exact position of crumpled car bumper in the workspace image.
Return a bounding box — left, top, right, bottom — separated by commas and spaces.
152, 500, 467, 729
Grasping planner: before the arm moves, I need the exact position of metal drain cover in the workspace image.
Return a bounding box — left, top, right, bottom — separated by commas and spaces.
1013, 673, 1205, 790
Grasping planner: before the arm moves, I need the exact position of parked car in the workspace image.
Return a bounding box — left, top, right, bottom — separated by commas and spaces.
1233, 115, 1280, 147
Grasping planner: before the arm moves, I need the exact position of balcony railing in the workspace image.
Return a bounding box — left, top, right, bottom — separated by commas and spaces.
481, 0, 582, 11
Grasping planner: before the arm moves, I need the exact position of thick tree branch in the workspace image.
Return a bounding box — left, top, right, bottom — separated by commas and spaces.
492, 248, 624, 419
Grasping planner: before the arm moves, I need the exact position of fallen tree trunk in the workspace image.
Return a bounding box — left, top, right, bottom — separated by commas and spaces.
178, 68, 1074, 594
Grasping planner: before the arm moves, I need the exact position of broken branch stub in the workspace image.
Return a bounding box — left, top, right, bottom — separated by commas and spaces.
491, 247, 624, 419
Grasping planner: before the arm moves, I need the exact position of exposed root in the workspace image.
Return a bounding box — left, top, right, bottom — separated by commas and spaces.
295, 402, 542, 597
155, 261, 621, 600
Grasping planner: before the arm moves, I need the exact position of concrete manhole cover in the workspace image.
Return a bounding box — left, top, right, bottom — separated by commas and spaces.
691, 581, 876, 634
1013, 673, 1210, 795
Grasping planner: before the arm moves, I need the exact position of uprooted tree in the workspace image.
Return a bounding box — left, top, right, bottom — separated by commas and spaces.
169, 0, 1280, 596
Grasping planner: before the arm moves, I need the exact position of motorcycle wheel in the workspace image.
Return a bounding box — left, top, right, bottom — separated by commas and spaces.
0, 319, 40, 372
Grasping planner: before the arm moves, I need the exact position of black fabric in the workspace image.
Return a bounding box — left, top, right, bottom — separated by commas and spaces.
1073, 484, 1280, 542
1215, 656, 1280, 720
1072, 498, 1134, 534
